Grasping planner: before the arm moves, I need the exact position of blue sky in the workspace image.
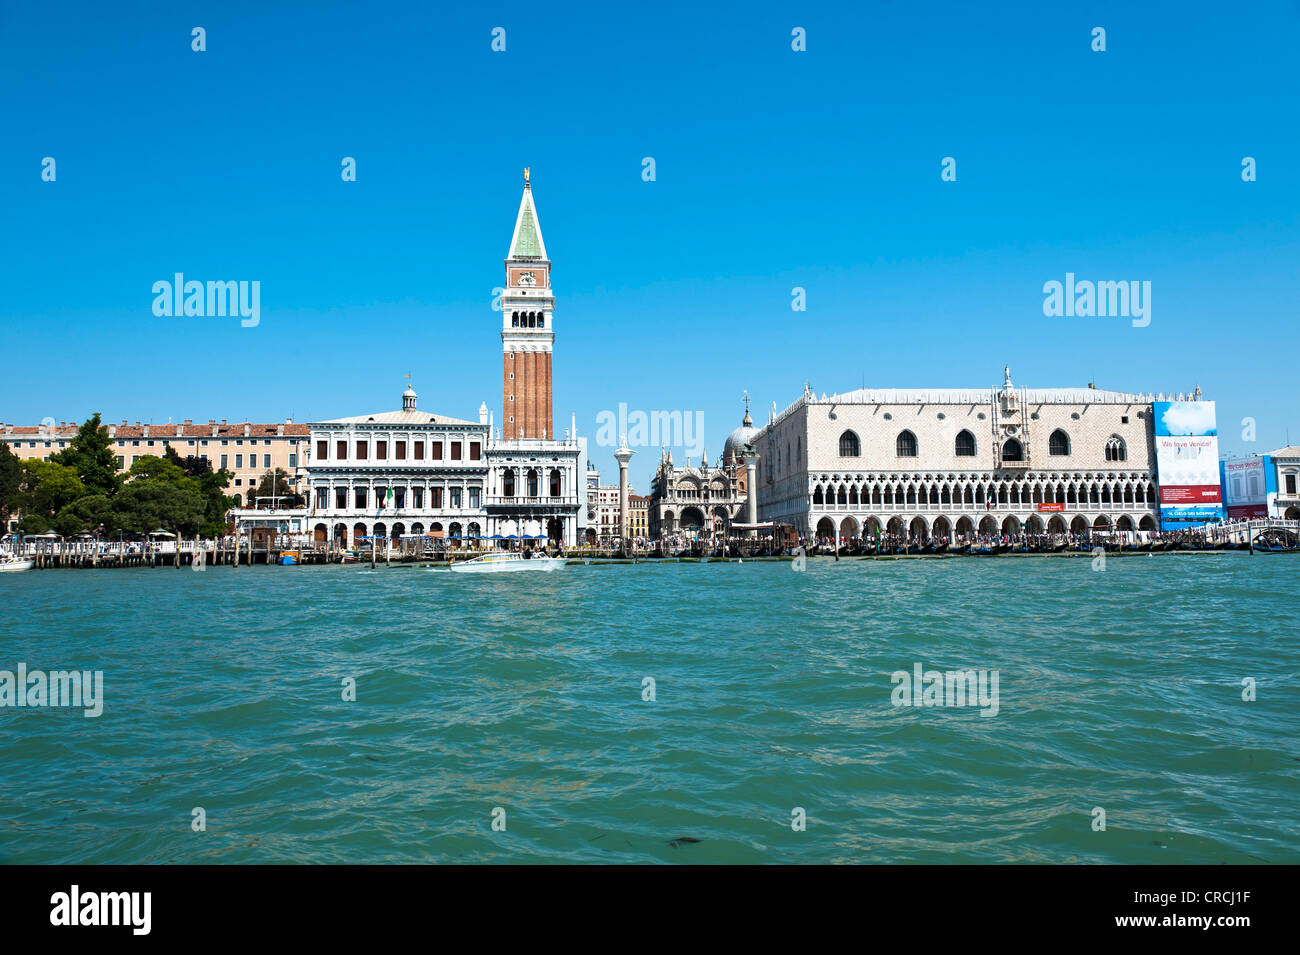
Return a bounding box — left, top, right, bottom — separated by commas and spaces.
2, 0, 1298, 490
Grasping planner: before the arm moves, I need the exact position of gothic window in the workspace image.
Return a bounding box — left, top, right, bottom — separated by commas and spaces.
1105, 436, 1127, 462
813, 485, 824, 506
955, 430, 976, 456
1049, 429, 1070, 456
838, 430, 860, 456
1002, 438, 1024, 462
512, 312, 519, 327
896, 430, 918, 457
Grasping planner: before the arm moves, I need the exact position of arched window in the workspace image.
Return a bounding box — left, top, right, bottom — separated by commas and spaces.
527, 469, 539, 496
1049, 429, 1070, 456
896, 430, 917, 457
812, 485, 824, 505
838, 430, 860, 457
511, 311, 519, 327
503, 471, 515, 497
955, 430, 976, 456
1002, 438, 1024, 461
537, 314, 545, 327
549, 468, 561, 496
1105, 436, 1126, 462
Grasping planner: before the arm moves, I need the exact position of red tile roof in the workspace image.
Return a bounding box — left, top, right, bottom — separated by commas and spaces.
1, 420, 309, 439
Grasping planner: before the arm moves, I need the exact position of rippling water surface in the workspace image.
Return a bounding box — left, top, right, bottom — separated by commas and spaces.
1, 555, 1297, 864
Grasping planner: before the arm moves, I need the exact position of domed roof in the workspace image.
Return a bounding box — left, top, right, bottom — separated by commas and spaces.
723, 407, 759, 461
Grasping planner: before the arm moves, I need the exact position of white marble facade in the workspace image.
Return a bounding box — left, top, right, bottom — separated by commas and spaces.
305, 387, 581, 546
756, 368, 1202, 541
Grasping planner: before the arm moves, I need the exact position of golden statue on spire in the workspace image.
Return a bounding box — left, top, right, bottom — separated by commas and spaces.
524, 167, 530, 185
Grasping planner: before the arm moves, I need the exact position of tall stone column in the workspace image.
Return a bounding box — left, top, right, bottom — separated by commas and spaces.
742, 449, 759, 537
614, 444, 635, 550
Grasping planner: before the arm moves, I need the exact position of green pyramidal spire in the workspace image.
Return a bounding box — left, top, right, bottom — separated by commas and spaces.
508, 169, 548, 260
513, 199, 542, 257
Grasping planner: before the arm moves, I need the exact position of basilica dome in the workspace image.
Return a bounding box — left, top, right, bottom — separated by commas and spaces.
723, 407, 760, 462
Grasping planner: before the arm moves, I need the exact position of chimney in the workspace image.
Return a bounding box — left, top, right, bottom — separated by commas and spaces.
108, 425, 116, 437
221, 419, 227, 426
143, 425, 150, 437
184, 419, 193, 425
276, 423, 284, 436
243, 424, 250, 437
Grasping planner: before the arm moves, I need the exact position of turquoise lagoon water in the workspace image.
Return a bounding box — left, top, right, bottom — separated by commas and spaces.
0, 555, 1297, 864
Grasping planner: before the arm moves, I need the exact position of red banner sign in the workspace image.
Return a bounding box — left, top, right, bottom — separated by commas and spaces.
1037, 503, 1065, 512
1160, 485, 1222, 504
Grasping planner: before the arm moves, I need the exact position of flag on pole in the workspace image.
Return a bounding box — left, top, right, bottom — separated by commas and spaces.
378, 487, 394, 513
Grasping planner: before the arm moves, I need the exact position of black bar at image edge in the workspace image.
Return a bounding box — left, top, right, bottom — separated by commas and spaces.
0, 864, 1285, 940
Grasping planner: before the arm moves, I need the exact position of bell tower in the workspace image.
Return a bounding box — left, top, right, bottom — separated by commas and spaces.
501, 168, 554, 440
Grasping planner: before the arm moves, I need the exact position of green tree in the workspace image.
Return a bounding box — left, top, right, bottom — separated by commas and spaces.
111, 482, 205, 537
15, 461, 86, 533
0, 443, 22, 521
54, 494, 116, 536
158, 453, 234, 536
126, 454, 190, 487
50, 413, 121, 498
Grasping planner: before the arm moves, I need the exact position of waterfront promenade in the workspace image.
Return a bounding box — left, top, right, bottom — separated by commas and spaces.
4, 519, 1298, 569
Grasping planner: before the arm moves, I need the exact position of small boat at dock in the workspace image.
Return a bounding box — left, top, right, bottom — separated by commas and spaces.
0, 554, 34, 573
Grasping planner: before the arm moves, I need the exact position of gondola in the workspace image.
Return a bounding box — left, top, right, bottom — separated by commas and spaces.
1254, 539, 1291, 553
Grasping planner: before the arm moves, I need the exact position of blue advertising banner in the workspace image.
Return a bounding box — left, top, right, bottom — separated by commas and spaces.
1152, 401, 1223, 529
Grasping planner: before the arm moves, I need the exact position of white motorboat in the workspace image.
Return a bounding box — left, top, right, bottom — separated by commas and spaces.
0, 555, 34, 573
447, 552, 566, 574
